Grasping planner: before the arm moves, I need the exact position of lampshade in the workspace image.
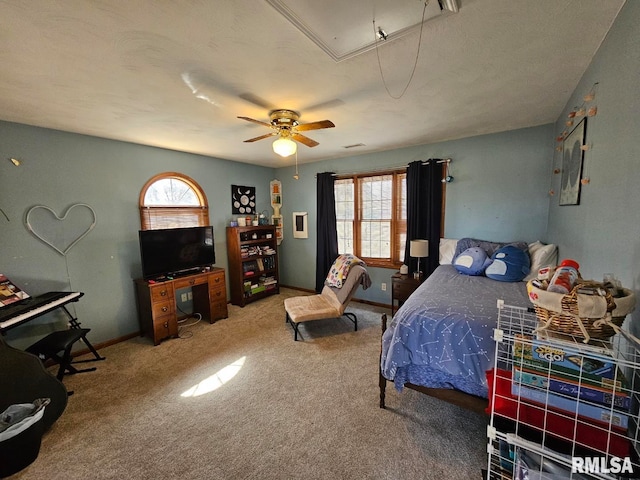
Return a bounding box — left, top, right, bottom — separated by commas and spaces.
410, 239, 429, 258
273, 137, 297, 157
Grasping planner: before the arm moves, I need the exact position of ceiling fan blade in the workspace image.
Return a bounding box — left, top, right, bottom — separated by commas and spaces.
237, 116, 274, 128
294, 120, 335, 132
238, 93, 277, 111
303, 98, 345, 113
291, 133, 319, 147
244, 132, 278, 143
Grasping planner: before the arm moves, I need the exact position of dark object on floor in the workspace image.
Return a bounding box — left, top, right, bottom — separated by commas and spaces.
0, 337, 67, 430
0, 338, 67, 477
0, 399, 49, 478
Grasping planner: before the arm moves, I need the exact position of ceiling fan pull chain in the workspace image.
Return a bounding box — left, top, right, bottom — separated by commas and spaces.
373, 0, 429, 100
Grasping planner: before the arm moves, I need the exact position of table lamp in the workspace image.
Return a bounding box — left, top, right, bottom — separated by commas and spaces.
410, 239, 429, 279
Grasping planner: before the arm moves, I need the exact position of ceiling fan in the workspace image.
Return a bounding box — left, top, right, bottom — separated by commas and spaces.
238, 109, 335, 157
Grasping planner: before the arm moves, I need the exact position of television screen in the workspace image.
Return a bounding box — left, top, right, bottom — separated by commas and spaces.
139, 226, 215, 279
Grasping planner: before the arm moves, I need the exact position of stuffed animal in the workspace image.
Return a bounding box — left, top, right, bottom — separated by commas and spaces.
453, 247, 492, 276
485, 245, 530, 282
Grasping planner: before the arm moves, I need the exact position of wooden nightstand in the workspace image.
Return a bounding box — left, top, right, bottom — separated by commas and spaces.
391, 272, 425, 316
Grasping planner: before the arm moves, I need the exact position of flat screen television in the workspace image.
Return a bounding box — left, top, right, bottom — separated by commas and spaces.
138, 226, 215, 279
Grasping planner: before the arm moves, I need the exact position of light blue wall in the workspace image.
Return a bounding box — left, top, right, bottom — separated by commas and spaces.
0, 121, 553, 347
546, 0, 639, 331
274, 124, 554, 305
0, 121, 274, 348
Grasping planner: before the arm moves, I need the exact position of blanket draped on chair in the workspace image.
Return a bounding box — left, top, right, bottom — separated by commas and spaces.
326, 254, 367, 289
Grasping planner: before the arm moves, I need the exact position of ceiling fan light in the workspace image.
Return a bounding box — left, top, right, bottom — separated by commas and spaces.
272, 137, 297, 157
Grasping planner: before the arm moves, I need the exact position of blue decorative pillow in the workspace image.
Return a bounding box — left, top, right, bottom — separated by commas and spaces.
453, 247, 492, 276
454, 237, 529, 260
485, 245, 530, 282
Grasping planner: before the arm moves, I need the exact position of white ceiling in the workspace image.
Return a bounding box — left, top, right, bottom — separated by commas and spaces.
0, 0, 624, 168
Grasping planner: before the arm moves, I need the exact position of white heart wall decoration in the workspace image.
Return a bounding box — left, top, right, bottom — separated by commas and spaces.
25, 204, 97, 256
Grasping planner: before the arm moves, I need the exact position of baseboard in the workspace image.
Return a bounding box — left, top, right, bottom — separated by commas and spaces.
72, 331, 139, 359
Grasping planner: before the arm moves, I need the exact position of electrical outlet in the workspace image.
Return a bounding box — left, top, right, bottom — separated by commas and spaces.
187, 291, 193, 300
181, 293, 188, 302
381, 282, 387, 291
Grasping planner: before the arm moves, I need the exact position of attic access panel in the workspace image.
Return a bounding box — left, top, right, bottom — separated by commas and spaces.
266, 0, 457, 62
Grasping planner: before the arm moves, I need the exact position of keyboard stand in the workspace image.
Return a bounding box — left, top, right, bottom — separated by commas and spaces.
62, 305, 105, 363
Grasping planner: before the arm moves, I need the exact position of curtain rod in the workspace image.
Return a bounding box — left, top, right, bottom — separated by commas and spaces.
324, 158, 451, 177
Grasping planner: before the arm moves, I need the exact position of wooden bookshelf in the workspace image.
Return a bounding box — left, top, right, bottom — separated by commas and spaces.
226, 226, 279, 307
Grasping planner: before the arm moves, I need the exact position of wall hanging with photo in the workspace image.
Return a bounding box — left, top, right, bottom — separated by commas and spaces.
292, 212, 308, 239
231, 185, 256, 214
559, 118, 586, 206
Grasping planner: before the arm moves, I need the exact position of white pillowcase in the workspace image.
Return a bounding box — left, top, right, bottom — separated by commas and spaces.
524, 241, 558, 281
439, 238, 459, 265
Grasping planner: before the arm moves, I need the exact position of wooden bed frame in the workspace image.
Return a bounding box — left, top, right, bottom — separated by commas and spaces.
379, 313, 488, 416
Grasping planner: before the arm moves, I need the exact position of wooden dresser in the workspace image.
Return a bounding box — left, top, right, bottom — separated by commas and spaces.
134, 268, 228, 345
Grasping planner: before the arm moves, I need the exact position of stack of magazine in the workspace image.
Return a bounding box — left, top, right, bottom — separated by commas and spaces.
0, 274, 30, 307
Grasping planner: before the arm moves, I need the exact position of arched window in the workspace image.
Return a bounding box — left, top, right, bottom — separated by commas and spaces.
139, 172, 209, 230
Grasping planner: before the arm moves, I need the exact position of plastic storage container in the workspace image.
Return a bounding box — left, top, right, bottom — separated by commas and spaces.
547, 259, 580, 294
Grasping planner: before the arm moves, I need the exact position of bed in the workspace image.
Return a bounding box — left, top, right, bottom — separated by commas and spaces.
379, 238, 557, 413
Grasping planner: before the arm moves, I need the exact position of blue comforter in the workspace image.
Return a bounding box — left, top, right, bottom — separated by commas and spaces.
381, 265, 529, 398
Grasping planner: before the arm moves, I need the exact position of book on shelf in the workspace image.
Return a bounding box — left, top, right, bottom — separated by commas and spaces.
512, 334, 627, 390
510, 381, 629, 430
243, 260, 259, 276
259, 246, 276, 255
262, 256, 276, 270
513, 365, 631, 411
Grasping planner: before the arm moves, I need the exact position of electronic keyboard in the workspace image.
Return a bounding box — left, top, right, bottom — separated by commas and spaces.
0, 291, 83, 332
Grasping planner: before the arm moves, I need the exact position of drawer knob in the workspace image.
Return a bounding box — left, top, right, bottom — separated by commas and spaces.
162, 306, 168, 312
215, 291, 221, 297
164, 322, 168, 328
160, 290, 167, 296
189, 279, 195, 285
215, 277, 220, 283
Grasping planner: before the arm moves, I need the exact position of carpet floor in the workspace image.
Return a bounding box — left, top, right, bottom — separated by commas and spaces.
13, 288, 488, 480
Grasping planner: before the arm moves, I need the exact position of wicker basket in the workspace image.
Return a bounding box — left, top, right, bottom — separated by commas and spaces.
527, 280, 636, 342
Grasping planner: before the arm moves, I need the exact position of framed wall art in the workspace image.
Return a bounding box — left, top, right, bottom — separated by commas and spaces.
292, 212, 308, 239
559, 118, 587, 206
231, 185, 256, 214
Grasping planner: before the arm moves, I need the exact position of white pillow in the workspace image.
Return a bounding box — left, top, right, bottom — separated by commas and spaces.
439, 238, 459, 265
524, 241, 558, 281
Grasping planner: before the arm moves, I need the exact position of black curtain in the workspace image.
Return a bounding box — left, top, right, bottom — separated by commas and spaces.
403, 160, 443, 277
316, 172, 338, 292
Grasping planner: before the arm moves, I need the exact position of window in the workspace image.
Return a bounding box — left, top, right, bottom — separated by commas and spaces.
139, 172, 209, 230
335, 170, 407, 268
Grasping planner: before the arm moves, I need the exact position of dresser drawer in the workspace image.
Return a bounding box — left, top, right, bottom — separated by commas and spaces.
392, 281, 419, 301
150, 285, 174, 303
174, 274, 208, 289
152, 315, 178, 342
209, 286, 226, 301
208, 271, 225, 287
151, 300, 174, 318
